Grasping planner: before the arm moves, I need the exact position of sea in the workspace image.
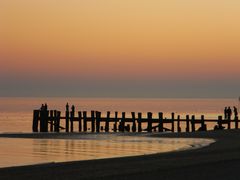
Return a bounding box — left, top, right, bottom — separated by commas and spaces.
0, 97, 237, 168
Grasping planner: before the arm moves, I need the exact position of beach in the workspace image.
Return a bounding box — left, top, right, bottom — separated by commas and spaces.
0, 129, 239, 180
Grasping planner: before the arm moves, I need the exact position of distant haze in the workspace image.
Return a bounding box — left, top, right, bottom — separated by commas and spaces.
0, 0, 240, 98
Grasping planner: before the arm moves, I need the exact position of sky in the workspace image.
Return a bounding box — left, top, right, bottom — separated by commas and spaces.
0, 0, 240, 98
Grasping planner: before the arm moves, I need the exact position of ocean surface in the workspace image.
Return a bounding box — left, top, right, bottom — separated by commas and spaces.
0, 97, 237, 168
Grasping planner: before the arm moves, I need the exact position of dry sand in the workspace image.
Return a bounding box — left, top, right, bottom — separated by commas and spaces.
0, 129, 240, 180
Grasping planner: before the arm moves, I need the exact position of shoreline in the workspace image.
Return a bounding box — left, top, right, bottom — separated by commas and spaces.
0, 130, 240, 179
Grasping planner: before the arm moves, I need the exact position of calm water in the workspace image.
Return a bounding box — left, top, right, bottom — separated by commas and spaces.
0, 97, 236, 168
0, 134, 214, 168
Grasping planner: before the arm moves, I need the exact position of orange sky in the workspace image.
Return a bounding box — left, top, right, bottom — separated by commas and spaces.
0, 0, 240, 97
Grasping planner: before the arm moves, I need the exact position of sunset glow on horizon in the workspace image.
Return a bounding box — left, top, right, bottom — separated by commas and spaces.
1, 0, 240, 97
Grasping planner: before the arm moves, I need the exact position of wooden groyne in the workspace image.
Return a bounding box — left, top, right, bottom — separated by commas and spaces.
32, 108, 239, 133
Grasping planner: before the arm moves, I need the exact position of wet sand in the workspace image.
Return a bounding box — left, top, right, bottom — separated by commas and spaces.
0, 129, 240, 180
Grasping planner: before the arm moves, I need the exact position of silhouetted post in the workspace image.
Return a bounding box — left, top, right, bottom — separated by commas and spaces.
158, 112, 163, 132
54, 110, 57, 132
40, 109, 49, 132
83, 111, 87, 132
78, 111, 82, 132
177, 115, 181, 132
131, 112, 136, 132
105, 111, 110, 132
70, 110, 74, 132
200, 115, 206, 131
32, 110, 40, 132
50, 110, 54, 132
227, 116, 231, 129
96, 111, 101, 133
171, 112, 175, 132
65, 110, 70, 132
191, 115, 195, 132
235, 116, 239, 129
113, 111, 118, 132
218, 116, 223, 129
186, 115, 190, 132
58, 111, 61, 132
137, 112, 142, 132
147, 112, 153, 132
91, 111, 95, 132
120, 112, 126, 132
122, 112, 126, 132
55, 111, 61, 132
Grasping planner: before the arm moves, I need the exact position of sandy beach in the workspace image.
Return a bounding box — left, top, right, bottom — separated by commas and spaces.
0, 129, 240, 180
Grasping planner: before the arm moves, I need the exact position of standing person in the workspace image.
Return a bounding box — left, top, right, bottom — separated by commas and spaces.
40, 104, 44, 111
233, 106, 238, 119
66, 103, 69, 112
71, 105, 75, 113
227, 107, 232, 120
44, 103, 48, 110
224, 107, 228, 119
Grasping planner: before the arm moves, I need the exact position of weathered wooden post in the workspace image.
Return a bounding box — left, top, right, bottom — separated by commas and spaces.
119, 112, 126, 132
171, 112, 175, 132
65, 110, 70, 132
91, 111, 95, 132
177, 115, 181, 132
235, 116, 239, 129
191, 115, 195, 132
158, 112, 163, 132
137, 112, 142, 132
186, 115, 190, 132
227, 116, 231, 129
218, 115, 223, 129
40, 110, 44, 132
55, 111, 61, 132
131, 112, 136, 132
53, 110, 57, 132
147, 112, 153, 132
200, 115, 206, 131
32, 110, 40, 132
70, 110, 74, 132
83, 111, 87, 132
105, 111, 110, 132
40, 109, 49, 132
96, 111, 101, 133
49, 110, 54, 132
78, 111, 82, 132
113, 111, 118, 132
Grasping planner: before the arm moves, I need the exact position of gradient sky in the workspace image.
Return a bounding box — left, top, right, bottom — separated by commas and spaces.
0, 0, 240, 98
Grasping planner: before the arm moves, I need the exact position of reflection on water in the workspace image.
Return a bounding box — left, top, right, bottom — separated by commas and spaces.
0, 134, 214, 168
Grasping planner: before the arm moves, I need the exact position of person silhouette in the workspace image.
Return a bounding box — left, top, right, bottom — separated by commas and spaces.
40, 104, 44, 111
66, 103, 69, 112
233, 106, 238, 119
71, 105, 75, 113
224, 107, 228, 119
44, 103, 48, 110
227, 107, 232, 120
